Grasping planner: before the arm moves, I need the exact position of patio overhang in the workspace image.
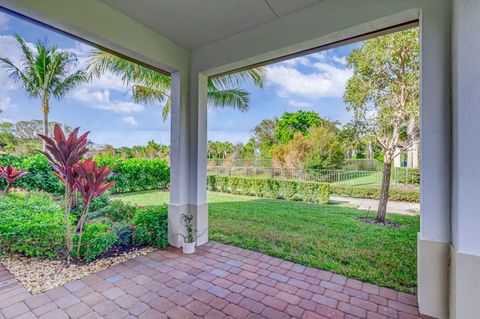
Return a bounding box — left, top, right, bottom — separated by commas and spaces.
0, 1, 478, 318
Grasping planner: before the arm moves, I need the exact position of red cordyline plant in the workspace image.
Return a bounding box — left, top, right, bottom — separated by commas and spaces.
0, 164, 28, 194
38, 124, 90, 261
72, 158, 115, 259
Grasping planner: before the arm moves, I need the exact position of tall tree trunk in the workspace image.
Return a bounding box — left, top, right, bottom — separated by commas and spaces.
376, 160, 392, 223
42, 96, 49, 151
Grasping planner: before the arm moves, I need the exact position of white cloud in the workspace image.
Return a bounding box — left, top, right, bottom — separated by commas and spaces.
69, 87, 144, 113
0, 12, 10, 31
122, 116, 138, 126
332, 56, 347, 65
265, 56, 353, 99
0, 35, 38, 66
288, 100, 313, 108
279, 56, 311, 67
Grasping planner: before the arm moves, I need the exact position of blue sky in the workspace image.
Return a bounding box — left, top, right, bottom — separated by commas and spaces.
0, 10, 358, 147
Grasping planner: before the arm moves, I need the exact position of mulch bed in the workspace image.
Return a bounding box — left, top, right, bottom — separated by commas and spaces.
0, 246, 155, 294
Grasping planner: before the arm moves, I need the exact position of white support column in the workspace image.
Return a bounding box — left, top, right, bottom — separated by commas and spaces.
450, 1, 480, 318
187, 72, 208, 246
417, 3, 451, 319
169, 71, 190, 247
169, 70, 208, 248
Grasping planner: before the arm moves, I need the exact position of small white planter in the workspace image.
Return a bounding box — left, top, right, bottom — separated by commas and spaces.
182, 241, 196, 254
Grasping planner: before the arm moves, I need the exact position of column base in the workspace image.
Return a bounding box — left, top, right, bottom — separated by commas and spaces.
168, 203, 208, 248
450, 246, 480, 319
417, 233, 449, 319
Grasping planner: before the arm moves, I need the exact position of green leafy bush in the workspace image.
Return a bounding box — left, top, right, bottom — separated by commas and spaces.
73, 222, 116, 262
96, 200, 137, 222
0, 154, 63, 194
96, 156, 170, 193
89, 195, 111, 212
133, 207, 168, 248
394, 168, 420, 186
331, 185, 419, 203
0, 193, 67, 258
207, 175, 330, 204
111, 221, 134, 247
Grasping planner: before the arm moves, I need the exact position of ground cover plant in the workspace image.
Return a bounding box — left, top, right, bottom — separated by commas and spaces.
115, 190, 419, 293
0, 192, 67, 259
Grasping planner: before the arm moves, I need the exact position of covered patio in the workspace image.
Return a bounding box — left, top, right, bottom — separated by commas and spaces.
0, 242, 422, 319
0, 0, 478, 318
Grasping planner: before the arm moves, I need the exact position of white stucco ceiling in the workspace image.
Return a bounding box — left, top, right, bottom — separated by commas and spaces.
99, 0, 321, 50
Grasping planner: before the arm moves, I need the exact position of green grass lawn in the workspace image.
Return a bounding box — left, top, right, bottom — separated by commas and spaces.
114, 190, 419, 293
332, 171, 383, 187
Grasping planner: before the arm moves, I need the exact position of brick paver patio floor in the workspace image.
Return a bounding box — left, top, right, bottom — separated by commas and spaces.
0, 242, 427, 319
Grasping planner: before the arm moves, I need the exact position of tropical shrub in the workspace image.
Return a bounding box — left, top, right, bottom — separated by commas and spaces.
111, 221, 134, 247
0, 193, 68, 258
133, 206, 168, 248
330, 185, 419, 203
89, 195, 111, 212
0, 154, 63, 194
89, 156, 170, 193
207, 175, 330, 204
73, 222, 116, 262
72, 158, 116, 259
38, 124, 90, 260
0, 164, 28, 194
96, 200, 137, 222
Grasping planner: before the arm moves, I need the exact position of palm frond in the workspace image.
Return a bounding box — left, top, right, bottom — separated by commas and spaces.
14, 34, 35, 70
207, 87, 250, 112
131, 84, 170, 105
210, 67, 265, 89
87, 50, 264, 120
52, 70, 88, 99
88, 50, 172, 116
0, 56, 39, 97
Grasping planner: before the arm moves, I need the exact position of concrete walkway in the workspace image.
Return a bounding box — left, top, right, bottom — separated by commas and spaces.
330, 196, 420, 215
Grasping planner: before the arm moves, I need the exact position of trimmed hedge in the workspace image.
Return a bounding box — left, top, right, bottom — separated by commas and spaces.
207, 175, 330, 204
0, 154, 64, 194
394, 168, 420, 186
331, 185, 419, 203
95, 157, 170, 193
0, 155, 170, 194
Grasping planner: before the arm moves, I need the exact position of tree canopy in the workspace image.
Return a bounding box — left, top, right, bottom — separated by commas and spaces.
343, 28, 419, 222
0, 35, 87, 149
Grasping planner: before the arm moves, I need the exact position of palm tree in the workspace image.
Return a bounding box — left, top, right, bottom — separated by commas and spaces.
87, 51, 265, 120
0, 35, 88, 150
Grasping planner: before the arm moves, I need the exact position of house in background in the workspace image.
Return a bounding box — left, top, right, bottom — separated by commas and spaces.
0, 1, 477, 318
